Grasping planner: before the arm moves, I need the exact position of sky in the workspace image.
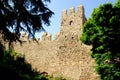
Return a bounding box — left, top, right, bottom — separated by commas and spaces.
35, 0, 117, 39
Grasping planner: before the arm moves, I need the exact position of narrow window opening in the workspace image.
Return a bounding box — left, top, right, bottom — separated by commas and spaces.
69, 21, 74, 26
72, 37, 74, 39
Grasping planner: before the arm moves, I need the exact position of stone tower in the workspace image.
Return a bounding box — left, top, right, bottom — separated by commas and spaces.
55, 4, 86, 42
3, 5, 98, 80
60, 4, 86, 35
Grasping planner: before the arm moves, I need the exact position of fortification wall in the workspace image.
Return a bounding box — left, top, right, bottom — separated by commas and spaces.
9, 5, 98, 80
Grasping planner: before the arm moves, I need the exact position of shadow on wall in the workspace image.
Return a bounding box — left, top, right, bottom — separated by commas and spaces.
0, 43, 48, 80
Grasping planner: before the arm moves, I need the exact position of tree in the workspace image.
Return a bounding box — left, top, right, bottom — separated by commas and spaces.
81, 0, 120, 80
0, 0, 54, 43
0, 48, 48, 80
0, 0, 53, 79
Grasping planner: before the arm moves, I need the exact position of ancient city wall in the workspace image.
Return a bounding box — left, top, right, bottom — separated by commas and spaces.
7, 5, 98, 80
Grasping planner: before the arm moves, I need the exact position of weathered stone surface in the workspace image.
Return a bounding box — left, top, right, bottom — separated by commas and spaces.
4, 5, 98, 80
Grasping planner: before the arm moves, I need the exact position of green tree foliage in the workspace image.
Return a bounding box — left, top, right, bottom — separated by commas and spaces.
0, 45, 48, 80
0, 0, 54, 79
81, 0, 120, 80
0, 44, 67, 80
0, 0, 54, 43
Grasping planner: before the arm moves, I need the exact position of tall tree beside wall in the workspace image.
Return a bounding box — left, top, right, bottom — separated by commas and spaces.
0, 0, 54, 43
81, 0, 120, 80
0, 0, 54, 80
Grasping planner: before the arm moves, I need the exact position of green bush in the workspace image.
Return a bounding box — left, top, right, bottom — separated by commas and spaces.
0, 46, 48, 80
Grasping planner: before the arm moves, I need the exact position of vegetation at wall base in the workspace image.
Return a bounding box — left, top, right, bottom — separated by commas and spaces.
0, 44, 48, 80
0, 44, 67, 80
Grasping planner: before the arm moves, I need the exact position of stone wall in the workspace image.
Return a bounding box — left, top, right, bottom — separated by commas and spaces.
6, 5, 98, 80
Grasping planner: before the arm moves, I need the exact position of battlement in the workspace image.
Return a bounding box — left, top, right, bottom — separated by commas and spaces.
78, 5, 84, 13
69, 7, 75, 14
20, 4, 86, 43
61, 4, 86, 35
3, 5, 98, 80
62, 4, 84, 17
41, 32, 52, 41
20, 32, 28, 41
20, 32, 54, 42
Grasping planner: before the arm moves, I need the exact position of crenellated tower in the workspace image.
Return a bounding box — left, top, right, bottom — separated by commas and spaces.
4, 5, 98, 80
55, 4, 86, 42
19, 5, 86, 42
60, 5, 86, 35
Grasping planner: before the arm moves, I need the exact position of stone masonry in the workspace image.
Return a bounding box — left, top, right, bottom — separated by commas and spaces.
10, 5, 98, 80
